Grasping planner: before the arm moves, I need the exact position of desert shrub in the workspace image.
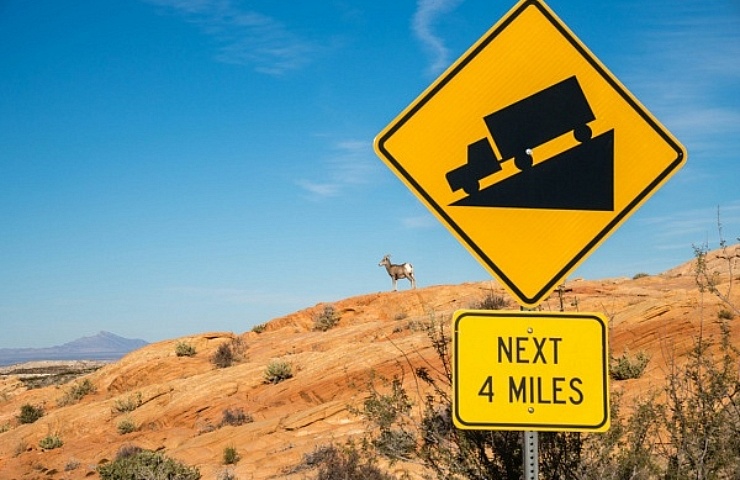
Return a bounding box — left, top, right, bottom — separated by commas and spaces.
661, 321, 740, 479
98, 445, 201, 480
251, 323, 267, 333
313, 304, 340, 332
117, 417, 138, 435
307, 444, 398, 480
65, 457, 81, 471
18, 403, 44, 424
39, 434, 63, 450
0, 422, 10, 433
264, 359, 293, 384
223, 446, 239, 465
114, 392, 143, 413
718, 308, 734, 320
357, 376, 416, 461
13, 440, 28, 457
58, 378, 96, 406
472, 292, 508, 310
610, 349, 651, 380
212, 343, 235, 369
175, 342, 196, 357
633, 272, 650, 279
217, 469, 237, 480
220, 407, 252, 427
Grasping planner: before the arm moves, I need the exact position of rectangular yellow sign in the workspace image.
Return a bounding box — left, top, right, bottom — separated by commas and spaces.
452, 310, 609, 431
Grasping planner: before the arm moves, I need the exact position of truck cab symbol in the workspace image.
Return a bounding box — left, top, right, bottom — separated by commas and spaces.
446, 76, 596, 195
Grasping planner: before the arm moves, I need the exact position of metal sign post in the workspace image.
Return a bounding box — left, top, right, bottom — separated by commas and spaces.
523, 430, 539, 479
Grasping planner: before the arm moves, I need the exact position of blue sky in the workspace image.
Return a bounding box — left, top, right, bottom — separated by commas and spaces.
1, 0, 738, 348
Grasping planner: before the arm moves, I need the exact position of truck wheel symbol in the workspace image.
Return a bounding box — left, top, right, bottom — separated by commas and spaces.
446, 76, 596, 194
514, 150, 534, 171
574, 124, 593, 143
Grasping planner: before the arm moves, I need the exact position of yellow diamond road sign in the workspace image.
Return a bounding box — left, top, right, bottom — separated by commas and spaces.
452, 310, 609, 432
374, 0, 686, 307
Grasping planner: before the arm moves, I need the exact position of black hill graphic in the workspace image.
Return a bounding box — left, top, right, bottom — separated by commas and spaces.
446, 76, 615, 211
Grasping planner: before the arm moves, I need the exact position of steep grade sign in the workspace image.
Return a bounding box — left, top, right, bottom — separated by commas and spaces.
452, 310, 609, 432
374, 0, 686, 307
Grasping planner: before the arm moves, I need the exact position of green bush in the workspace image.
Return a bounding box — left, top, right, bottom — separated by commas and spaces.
18, 403, 44, 424
114, 392, 143, 414
313, 304, 340, 332
633, 272, 650, 280
98, 446, 201, 480
251, 323, 267, 333
263, 359, 293, 384
223, 446, 240, 465
117, 417, 138, 435
39, 434, 63, 450
718, 308, 734, 320
175, 342, 197, 357
611, 349, 651, 380
58, 378, 96, 406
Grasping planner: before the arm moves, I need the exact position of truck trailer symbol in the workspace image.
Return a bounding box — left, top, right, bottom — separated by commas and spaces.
446, 76, 596, 195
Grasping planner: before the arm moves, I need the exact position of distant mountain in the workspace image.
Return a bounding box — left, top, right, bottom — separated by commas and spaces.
0, 331, 148, 366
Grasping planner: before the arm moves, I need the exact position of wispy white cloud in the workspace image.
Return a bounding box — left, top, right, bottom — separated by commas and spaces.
144, 0, 319, 74
412, 0, 463, 76
638, 201, 740, 250
620, 3, 740, 158
296, 139, 380, 200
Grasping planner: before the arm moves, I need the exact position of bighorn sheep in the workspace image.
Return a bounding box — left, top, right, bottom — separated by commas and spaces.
378, 254, 416, 291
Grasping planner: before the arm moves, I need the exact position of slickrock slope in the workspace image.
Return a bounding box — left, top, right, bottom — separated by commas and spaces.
0, 247, 738, 479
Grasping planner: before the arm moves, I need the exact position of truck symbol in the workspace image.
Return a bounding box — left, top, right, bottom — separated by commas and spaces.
446, 76, 596, 195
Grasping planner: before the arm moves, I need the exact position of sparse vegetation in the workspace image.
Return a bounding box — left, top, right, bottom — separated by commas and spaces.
252, 323, 267, 333
114, 392, 143, 414
223, 446, 240, 465
633, 272, 650, 279
313, 304, 340, 332
211, 336, 248, 368
39, 434, 63, 450
97, 445, 201, 480
117, 417, 138, 435
211, 343, 235, 369
295, 444, 399, 480
175, 342, 197, 357
220, 407, 252, 427
472, 292, 508, 310
13, 440, 28, 457
217, 468, 238, 480
610, 348, 651, 380
718, 308, 734, 320
65, 457, 81, 471
263, 359, 293, 384
57, 378, 96, 406
18, 403, 44, 424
